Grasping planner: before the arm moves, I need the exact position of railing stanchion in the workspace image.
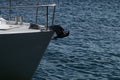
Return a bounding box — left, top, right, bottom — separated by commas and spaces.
46, 6, 48, 30
9, 0, 12, 21
35, 2, 39, 24
52, 6, 56, 25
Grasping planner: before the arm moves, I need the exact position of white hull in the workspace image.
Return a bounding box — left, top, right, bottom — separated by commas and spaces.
0, 31, 53, 80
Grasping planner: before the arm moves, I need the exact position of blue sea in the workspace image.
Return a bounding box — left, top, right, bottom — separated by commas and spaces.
1, 0, 120, 80
32, 0, 120, 80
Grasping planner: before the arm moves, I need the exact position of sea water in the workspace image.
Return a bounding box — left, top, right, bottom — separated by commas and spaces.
33, 0, 120, 80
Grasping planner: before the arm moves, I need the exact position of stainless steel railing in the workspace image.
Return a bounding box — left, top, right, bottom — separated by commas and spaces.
0, 0, 56, 30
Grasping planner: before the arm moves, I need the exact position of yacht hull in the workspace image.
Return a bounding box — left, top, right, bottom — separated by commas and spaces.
0, 31, 53, 80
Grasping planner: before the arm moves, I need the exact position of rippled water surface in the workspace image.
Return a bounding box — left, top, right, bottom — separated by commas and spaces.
33, 0, 120, 80
1, 0, 120, 80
